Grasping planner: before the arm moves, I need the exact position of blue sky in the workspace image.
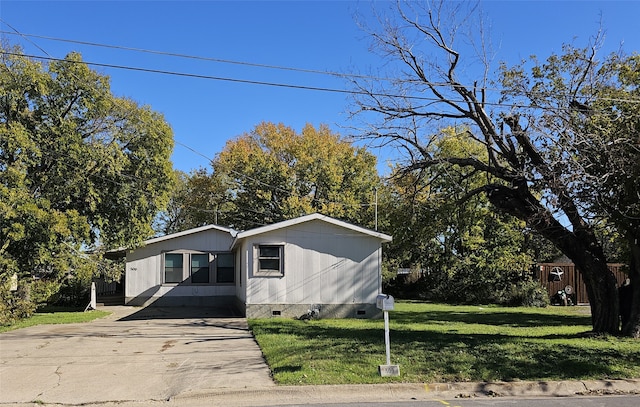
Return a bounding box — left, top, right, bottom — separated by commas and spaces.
1, 1, 638, 175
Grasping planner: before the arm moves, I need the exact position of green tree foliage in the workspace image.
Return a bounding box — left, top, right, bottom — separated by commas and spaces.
352, 1, 635, 334
164, 122, 379, 231
565, 53, 640, 336
381, 128, 543, 305
0, 45, 174, 319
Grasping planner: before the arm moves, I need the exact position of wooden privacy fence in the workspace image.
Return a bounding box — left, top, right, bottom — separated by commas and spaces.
537, 263, 628, 304
92, 278, 118, 296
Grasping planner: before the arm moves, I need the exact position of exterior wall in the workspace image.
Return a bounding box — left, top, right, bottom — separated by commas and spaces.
125, 228, 239, 307
241, 219, 383, 319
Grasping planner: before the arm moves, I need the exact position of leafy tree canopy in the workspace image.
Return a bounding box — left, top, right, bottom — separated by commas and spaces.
351, 1, 639, 335
158, 122, 379, 232
0, 45, 174, 315
380, 127, 539, 304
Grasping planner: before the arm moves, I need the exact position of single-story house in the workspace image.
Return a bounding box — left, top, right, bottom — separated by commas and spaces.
118, 213, 392, 318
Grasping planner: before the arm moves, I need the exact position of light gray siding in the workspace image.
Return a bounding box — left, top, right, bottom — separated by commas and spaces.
242, 219, 383, 318
125, 228, 238, 307
121, 214, 390, 318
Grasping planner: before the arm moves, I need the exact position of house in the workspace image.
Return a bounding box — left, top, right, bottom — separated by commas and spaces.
119, 213, 392, 318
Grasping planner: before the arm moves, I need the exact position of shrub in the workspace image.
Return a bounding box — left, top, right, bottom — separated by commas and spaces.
0, 284, 36, 326
30, 279, 61, 307
502, 280, 550, 307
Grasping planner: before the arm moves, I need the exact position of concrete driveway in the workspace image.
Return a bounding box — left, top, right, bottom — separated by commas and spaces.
0, 306, 274, 405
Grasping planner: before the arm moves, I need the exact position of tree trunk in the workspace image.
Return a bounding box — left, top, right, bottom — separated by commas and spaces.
622, 235, 640, 338
576, 258, 620, 335
487, 185, 620, 334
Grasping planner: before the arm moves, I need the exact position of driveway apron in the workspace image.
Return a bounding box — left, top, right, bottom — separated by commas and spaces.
0, 306, 275, 404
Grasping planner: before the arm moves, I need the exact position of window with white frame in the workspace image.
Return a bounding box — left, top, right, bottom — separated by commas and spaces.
256, 245, 284, 276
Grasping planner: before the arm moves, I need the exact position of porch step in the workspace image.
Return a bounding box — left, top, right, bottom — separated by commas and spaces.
97, 294, 124, 306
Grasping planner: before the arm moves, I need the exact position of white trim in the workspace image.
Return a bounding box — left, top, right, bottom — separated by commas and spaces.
145, 224, 237, 246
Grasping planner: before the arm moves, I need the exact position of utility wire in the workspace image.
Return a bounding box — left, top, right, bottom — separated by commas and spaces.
2, 26, 637, 225
4, 51, 640, 114
3, 28, 640, 106
0, 24, 375, 232
0, 29, 367, 79
1, 51, 362, 96
0, 21, 376, 216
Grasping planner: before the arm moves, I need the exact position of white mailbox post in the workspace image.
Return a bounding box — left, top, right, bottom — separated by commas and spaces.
376, 294, 400, 377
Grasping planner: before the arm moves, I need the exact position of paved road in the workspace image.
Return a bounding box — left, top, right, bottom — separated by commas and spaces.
0, 306, 275, 405
281, 396, 640, 407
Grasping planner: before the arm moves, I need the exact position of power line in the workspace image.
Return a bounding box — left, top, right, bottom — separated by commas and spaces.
1, 51, 361, 96
0, 29, 364, 79
0, 32, 377, 218
3, 28, 640, 106
5, 50, 640, 115
0, 25, 377, 233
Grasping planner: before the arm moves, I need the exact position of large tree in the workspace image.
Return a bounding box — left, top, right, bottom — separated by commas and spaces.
164, 122, 379, 231
351, 1, 638, 335
380, 127, 537, 304
1, 46, 174, 315
567, 54, 640, 336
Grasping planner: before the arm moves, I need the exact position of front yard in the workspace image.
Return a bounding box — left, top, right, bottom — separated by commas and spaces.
249, 302, 640, 385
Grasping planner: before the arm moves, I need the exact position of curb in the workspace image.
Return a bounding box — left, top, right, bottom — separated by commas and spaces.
173, 380, 640, 406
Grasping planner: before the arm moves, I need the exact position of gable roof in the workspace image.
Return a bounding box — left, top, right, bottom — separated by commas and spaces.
105, 224, 238, 259
143, 224, 238, 245
231, 213, 392, 248
107, 214, 391, 258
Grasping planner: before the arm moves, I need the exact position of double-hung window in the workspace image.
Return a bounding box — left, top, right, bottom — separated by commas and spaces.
256, 245, 284, 276
190, 253, 210, 284
164, 253, 184, 283
164, 252, 233, 284
216, 253, 235, 283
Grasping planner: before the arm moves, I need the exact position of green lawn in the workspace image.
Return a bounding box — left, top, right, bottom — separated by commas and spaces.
249, 302, 640, 385
0, 307, 110, 333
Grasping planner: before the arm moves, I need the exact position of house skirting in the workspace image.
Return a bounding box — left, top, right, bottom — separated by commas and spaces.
245, 303, 381, 319
126, 295, 240, 309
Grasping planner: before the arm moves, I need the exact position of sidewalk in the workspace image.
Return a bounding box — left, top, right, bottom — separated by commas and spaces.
169, 380, 640, 407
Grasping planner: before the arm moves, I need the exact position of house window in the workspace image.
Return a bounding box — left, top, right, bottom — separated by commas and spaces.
256, 245, 284, 276
164, 253, 184, 283
216, 253, 235, 283
191, 254, 210, 284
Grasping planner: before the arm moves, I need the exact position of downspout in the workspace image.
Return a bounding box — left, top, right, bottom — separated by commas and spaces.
378, 243, 382, 294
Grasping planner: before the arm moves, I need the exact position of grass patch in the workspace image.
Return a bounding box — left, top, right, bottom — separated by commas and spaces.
249, 302, 640, 385
0, 307, 110, 333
